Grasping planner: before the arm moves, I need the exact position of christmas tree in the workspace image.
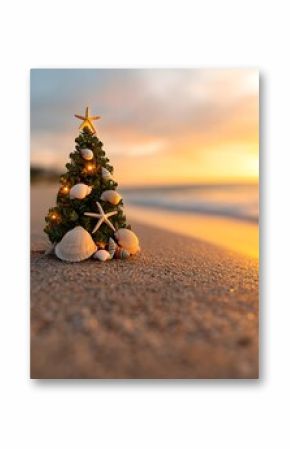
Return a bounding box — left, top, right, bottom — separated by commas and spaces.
44, 107, 140, 262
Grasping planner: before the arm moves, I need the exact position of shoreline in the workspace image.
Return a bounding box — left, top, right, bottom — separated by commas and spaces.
126, 205, 258, 259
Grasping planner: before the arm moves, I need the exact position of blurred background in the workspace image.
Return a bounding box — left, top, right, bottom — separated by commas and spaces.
31, 69, 259, 257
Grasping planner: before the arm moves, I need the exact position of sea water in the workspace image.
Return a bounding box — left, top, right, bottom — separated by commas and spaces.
122, 183, 259, 223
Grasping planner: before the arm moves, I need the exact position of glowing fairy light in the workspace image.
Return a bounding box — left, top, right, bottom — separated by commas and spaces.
49, 211, 61, 223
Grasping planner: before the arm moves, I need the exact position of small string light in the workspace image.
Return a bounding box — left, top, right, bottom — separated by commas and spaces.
62, 185, 69, 194
49, 211, 61, 223
86, 163, 94, 172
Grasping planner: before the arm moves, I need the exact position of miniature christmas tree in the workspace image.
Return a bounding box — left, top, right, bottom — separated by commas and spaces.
44, 107, 140, 262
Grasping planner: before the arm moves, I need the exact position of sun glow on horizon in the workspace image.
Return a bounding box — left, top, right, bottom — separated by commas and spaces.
31, 69, 259, 186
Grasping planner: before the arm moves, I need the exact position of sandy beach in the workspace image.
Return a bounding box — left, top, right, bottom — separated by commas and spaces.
31, 185, 259, 378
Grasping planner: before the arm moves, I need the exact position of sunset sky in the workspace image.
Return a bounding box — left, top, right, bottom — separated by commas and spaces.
31, 69, 259, 186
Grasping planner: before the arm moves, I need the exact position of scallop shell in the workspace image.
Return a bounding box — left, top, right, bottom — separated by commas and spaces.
55, 226, 97, 262
70, 183, 92, 200
100, 190, 122, 205
93, 249, 111, 262
80, 148, 94, 160
114, 228, 140, 255
101, 167, 113, 181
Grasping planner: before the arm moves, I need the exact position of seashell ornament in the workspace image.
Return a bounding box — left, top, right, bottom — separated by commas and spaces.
100, 190, 122, 205
101, 167, 113, 181
108, 237, 130, 260
114, 228, 140, 255
93, 249, 111, 262
55, 226, 97, 262
70, 183, 92, 200
80, 148, 94, 160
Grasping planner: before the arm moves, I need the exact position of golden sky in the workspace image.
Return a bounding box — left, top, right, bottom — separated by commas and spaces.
31, 69, 259, 186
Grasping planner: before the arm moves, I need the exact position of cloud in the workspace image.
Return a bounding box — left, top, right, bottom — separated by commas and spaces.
31, 68, 258, 134
30, 69, 259, 184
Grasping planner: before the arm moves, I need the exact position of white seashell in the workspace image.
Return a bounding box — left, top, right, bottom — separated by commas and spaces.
108, 237, 117, 259
114, 228, 140, 255
70, 183, 92, 200
80, 148, 94, 160
55, 226, 97, 262
101, 167, 113, 181
100, 190, 122, 205
93, 249, 111, 262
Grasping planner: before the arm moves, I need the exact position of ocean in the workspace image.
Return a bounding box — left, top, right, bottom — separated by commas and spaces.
122, 183, 259, 223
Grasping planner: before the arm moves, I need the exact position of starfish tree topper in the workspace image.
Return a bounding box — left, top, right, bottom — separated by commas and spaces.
74, 106, 101, 134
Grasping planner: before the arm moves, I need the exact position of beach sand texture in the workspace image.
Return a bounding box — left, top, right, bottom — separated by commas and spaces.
31, 186, 259, 379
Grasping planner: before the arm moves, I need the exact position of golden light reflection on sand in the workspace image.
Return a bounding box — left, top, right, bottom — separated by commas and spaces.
126, 205, 259, 259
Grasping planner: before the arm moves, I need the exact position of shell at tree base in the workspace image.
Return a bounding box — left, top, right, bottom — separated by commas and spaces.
93, 249, 111, 262
80, 148, 94, 160
108, 237, 117, 258
108, 237, 130, 259
55, 226, 97, 262
69, 183, 92, 200
114, 246, 130, 259
114, 228, 140, 255
100, 190, 122, 205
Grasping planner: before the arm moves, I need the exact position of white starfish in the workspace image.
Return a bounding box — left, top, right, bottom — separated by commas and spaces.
84, 201, 117, 233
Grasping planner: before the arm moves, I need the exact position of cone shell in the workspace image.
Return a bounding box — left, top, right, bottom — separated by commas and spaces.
100, 190, 122, 205
70, 183, 92, 200
108, 237, 117, 258
101, 167, 113, 181
114, 228, 140, 255
114, 247, 130, 260
108, 237, 130, 259
93, 249, 111, 262
55, 226, 97, 262
80, 148, 94, 160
